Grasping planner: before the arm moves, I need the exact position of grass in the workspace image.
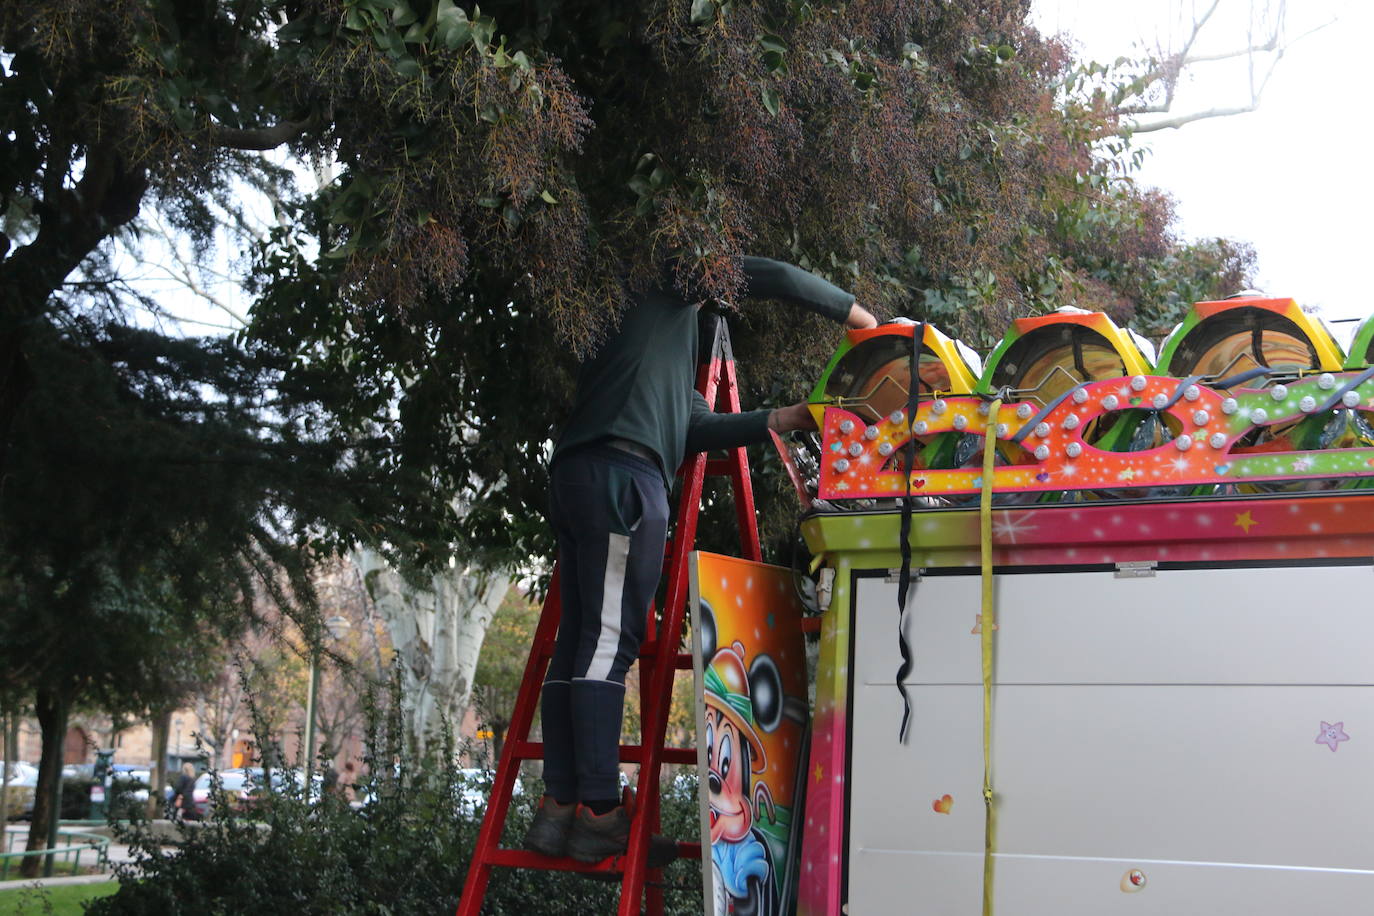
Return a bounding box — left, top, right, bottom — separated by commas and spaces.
0, 882, 117, 915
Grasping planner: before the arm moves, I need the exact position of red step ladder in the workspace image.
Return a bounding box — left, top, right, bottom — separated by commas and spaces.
458, 316, 764, 916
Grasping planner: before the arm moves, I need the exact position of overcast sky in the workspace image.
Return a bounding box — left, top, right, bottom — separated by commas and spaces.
1034, 0, 1371, 332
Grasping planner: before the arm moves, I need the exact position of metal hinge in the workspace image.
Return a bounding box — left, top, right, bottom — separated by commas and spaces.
816, 568, 836, 611
1114, 560, 1158, 579
886, 567, 923, 583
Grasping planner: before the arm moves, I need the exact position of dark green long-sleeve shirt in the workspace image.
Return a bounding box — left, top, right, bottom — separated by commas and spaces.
552, 257, 855, 484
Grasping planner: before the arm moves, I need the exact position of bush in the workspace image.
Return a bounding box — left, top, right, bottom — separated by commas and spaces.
61, 777, 96, 820
88, 680, 704, 914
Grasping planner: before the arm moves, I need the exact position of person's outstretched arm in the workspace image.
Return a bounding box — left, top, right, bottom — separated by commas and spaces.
740, 256, 877, 328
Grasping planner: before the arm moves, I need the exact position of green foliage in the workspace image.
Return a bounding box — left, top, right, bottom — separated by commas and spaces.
89, 676, 705, 915
2, 0, 1260, 578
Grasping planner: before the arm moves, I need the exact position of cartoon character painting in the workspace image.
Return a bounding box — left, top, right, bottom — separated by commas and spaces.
705, 641, 779, 916
692, 554, 810, 916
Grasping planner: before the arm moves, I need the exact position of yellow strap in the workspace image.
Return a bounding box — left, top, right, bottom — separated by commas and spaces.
979, 398, 1001, 916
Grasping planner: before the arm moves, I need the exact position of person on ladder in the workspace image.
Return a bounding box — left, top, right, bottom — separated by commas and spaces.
523, 256, 876, 865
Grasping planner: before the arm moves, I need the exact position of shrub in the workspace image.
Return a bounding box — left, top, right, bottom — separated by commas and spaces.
88, 680, 704, 914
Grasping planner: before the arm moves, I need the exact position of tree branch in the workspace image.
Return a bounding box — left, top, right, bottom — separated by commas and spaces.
1130, 103, 1262, 133
209, 115, 318, 151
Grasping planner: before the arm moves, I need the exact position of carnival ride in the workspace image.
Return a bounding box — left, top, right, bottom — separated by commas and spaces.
791, 296, 1374, 914
463, 296, 1374, 916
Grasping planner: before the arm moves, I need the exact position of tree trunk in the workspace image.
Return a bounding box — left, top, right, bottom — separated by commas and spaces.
21, 689, 68, 878
0, 710, 11, 823
354, 550, 508, 757
146, 710, 171, 820
490, 716, 508, 765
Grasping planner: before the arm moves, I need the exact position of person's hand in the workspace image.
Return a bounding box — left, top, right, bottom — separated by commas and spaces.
768, 402, 818, 433
846, 303, 878, 329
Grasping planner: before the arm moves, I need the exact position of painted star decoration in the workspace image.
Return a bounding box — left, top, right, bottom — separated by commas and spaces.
814, 764, 825, 783
1234, 510, 1257, 533
1316, 721, 1350, 753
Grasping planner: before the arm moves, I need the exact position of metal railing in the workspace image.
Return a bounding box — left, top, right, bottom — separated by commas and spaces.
1, 824, 111, 881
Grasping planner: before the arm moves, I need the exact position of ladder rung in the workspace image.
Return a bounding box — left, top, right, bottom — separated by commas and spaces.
637, 637, 693, 664
508, 743, 696, 767
617, 746, 696, 765
485, 841, 704, 872
486, 848, 621, 873
704, 458, 735, 475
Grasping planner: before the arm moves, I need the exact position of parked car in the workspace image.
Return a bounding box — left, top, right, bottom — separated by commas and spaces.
110, 766, 153, 803
1, 761, 38, 820
454, 768, 523, 816
186, 767, 324, 818
189, 768, 255, 818
61, 763, 95, 781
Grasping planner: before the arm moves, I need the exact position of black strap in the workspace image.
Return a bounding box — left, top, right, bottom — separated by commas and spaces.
896, 322, 926, 744
1317, 366, 1374, 414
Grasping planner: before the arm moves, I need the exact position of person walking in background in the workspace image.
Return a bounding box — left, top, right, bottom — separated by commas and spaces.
172, 762, 199, 821
522, 256, 876, 864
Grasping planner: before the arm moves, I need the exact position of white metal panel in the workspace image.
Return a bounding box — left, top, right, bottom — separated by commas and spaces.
847, 850, 1373, 916
863, 565, 1374, 686
846, 565, 1374, 914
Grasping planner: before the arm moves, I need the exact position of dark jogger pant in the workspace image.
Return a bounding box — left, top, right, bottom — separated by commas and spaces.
541, 445, 669, 803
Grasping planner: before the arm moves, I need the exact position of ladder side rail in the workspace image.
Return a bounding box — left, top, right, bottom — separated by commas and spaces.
618, 321, 725, 915
456, 569, 564, 915
716, 331, 763, 563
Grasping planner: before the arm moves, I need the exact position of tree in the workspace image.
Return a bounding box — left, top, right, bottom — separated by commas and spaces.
1068, 0, 1327, 135
471, 587, 541, 763
356, 549, 509, 755
2, 0, 1267, 866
